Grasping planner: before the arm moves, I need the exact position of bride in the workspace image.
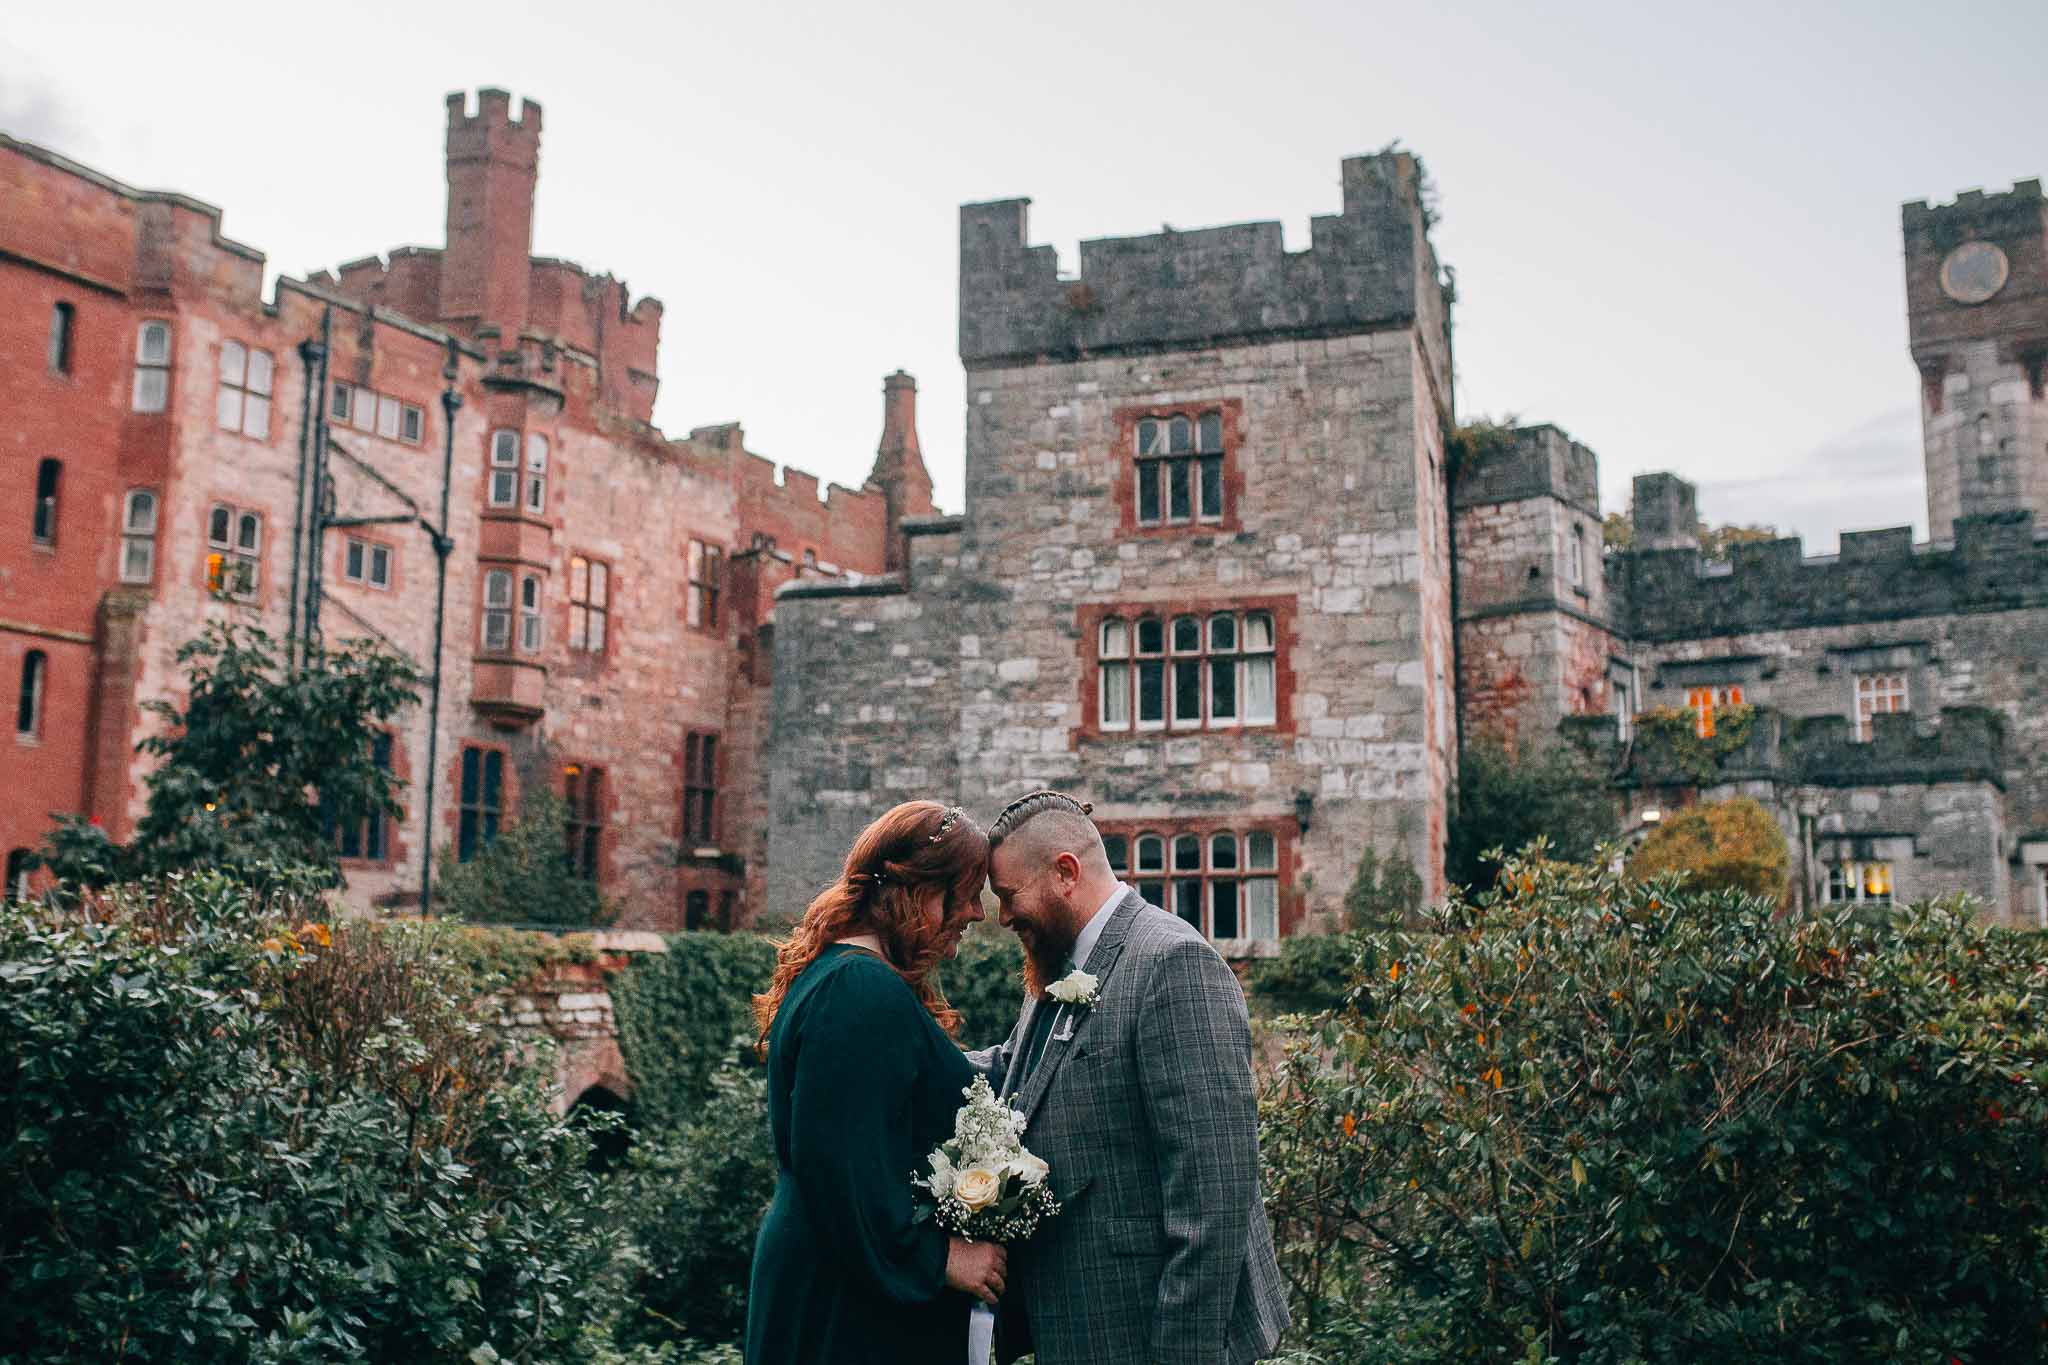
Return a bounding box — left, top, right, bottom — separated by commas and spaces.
745, 800, 1009, 1364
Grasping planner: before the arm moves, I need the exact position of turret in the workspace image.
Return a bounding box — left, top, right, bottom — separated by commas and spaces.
440, 89, 541, 344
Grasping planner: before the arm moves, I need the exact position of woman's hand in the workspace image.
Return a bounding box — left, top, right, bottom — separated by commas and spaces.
944, 1237, 1008, 1306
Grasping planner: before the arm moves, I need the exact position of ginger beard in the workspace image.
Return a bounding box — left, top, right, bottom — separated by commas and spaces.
992, 851, 1079, 998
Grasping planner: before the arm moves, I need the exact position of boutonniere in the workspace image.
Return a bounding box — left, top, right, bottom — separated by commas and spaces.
1045, 969, 1100, 1008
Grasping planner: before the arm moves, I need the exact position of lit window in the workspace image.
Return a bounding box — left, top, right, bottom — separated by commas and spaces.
205, 504, 262, 600
1853, 672, 1908, 743
684, 732, 718, 844
564, 764, 604, 881
687, 539, 722, 630
481, 569, 513, 651
569, 555, 609, 653
519, 573, 543, 652
457, 745, 504, 861
1114, 826, 1282, 945
121, 490, 158, 583
524, 434, 549, 515
488, 430, 519, 507
1134, 409, 1225, 527
1825, 861, 1894, 907
132, 321, 171, 412
215, 341, 274, 437
343, 538, 392, 590
1097, 608, 1276, 733
32, 459, 60, 546
48, 302, 74, 375
1685, 684, 1743, 739
16, 650, 46, 738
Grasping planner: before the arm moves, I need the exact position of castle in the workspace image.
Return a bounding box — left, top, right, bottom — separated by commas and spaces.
4, 91, 2044, 935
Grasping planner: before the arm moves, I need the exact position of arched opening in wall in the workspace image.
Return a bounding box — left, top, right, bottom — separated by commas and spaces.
569, 1082, 632, 1170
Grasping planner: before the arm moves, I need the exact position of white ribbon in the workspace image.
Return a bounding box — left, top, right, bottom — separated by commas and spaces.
967, 1301, 996, 1365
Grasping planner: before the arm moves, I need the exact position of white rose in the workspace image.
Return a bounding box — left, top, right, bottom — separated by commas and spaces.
1046, 970, 1099, 1005
927, 1152, 957, 1200
954, 1167, 1001, 1212
1006, 1153, 1050, 1186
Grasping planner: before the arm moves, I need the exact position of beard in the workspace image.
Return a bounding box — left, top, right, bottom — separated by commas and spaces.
1015, 915, 1077, 998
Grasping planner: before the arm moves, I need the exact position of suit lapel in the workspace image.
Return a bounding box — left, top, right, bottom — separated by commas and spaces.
998, 994, 1042, 1099
1015, 888, 1144, 1124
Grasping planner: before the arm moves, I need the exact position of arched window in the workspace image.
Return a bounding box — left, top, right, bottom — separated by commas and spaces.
121, 490, 159, 583
481, 569, 513, 651
1133, 407, 1226, 526
1098, 617, 1130, 729
47, 302, 74, 375
17, 650, 46, 737
519, 573, 544, 652
32, 459, 60, 545
488, 430, 519, 507
132, 321, 171, 412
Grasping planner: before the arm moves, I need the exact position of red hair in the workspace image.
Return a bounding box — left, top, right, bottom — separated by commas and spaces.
753, 800, 988, 1051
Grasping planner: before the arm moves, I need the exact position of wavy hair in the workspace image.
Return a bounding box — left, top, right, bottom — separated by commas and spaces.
752, 799, 988, 1051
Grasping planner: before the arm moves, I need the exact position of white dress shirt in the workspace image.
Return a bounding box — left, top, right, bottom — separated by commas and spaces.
1070, 881, 1127, 973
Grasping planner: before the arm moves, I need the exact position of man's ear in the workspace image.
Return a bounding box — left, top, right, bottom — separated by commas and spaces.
1054, 850, 1083, 891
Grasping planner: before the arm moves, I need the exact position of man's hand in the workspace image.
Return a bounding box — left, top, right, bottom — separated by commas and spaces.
945, 1237, 1008, 1307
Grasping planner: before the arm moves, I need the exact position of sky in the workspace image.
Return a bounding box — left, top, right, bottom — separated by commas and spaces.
6, 0, 2045, 553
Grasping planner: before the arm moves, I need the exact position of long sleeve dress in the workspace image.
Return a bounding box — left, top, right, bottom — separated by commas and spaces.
746, 944, 977, 1365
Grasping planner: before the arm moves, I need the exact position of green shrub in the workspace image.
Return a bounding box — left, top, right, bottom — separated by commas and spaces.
611, 932, 778, 1127
1261, 852, 2048, 1362
1343, 846, 1426, 930
437, 788, 616, 929
942, 929, 1026, 1052
1447, 737, 1619, 892
1628, 795, 1790, 905
614, 1065, 776, 1349
1248, 932, 1362, 1017
0, 874, 629, 1362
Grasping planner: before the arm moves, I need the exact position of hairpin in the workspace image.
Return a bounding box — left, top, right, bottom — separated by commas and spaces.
929, 806, 964, 843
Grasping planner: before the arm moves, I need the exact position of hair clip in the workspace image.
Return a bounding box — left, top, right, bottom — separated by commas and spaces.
929, 806, 964, 843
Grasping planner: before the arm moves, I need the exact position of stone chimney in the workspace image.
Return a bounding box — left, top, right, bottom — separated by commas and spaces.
867, 370, 936, 573
439, 89, 540, 343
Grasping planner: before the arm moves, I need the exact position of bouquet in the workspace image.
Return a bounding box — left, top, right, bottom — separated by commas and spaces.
914, 1074, 1061, 1242
914, 1075, 1061, 1365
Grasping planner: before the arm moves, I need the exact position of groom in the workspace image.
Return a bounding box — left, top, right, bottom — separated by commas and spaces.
977, 790, 1287, 1365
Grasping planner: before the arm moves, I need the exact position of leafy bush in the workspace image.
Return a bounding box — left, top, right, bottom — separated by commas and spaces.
437, 788, 615, 929
611, 932, 777, 1127
1628, 795, 1789, 905
1342, 846, 1425, 930
614, 1065, 776, 1349
1248, 932, 1363, 1017
0, 874, 630, 1362
1447, 738, 1619, 892
1260, 852, 2048, 1362
943, 929, 1026, 1052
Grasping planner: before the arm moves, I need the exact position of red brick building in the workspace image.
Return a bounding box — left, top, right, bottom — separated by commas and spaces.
0, 89, 932, 927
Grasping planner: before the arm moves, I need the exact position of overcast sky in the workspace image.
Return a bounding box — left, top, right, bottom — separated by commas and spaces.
7, 1, 2045, 552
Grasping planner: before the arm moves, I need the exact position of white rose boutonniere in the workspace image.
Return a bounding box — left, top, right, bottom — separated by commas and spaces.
1045, 969, 1100, 1007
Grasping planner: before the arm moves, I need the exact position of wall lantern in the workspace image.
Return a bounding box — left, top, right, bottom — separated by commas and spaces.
1293, 790, 1315, 835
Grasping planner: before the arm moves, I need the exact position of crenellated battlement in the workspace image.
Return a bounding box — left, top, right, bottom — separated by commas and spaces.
1611, 508, 2048, 640
1451, 424, 1599, 514
1902, 178, 2044, 238
446, 87, 542, 146
959, 151, 1447, 370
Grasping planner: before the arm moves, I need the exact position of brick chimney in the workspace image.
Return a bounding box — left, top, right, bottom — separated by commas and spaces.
440, 89, 540, 343
867, 370, 936, 572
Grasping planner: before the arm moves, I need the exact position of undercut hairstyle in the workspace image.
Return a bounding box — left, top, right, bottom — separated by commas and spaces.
986, 789, 1095, 850
986, 789, 1109, 876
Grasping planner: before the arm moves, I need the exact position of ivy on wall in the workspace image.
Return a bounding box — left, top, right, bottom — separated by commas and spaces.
1633, 703, 1757, 782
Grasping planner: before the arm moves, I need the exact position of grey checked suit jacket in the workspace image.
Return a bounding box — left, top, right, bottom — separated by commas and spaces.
974, 889, 1288, 1365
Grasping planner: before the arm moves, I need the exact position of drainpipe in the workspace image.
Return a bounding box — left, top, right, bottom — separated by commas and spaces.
290, 312, 331, 667
417, 337, 461, 913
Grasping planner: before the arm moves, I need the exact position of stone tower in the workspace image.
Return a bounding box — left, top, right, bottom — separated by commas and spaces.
1903, 179, 2048, 538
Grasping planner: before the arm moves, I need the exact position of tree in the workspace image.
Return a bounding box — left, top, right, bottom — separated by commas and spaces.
1604, 509, 1779, 561
1446, 738, 1619, 892
435, 788, 615, 929
44, 623, 419, 889
1344, 846, 1425, 931
1628, 796, 1790, 905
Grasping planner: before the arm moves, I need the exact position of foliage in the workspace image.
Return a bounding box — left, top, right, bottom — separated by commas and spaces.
613, 1065, 776, 1351
1260, 851, 2048, 1362
1343, 847, 1425, 931
1248, 931, 1363, 1017
0, 874, 631, 1362
611, 932, 778, 1128
1447, 738, 1620, 892
1603, 510, 1779, 562
1629, 796, 1789, 905
436, 788, 616, 929
124, 623, 420, 888
437, 922, 609, 995
1632, 702, 1758, 782
29, 813, 131, 900
943, 929, 1027, 1052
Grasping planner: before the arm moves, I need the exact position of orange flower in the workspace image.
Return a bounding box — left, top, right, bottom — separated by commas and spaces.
1460, 1002, 1477, 1017
1388, 962, 1403, 982
301, 922, 333, 948
261, 937, 283, 954
1341, 1113, 1357, 1137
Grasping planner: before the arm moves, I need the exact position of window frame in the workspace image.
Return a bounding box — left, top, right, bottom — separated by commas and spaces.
568, 554, 610, 654
48, 301, 74, 376
215, 340, 274, 439
487, 430, 519, 508
1853, 671, 1909, 743
687, 539, 722, 632
1079, 598, 1288, 739
342, 536, 393, 590
17, 650, 47, 739
1685, 684, 1744, 740
1825, 860, 1894, 907
1116, 400, 1242, 536
33, 459, 60, 546
518, 572, 544, 653
563, 763, 604, 882
524, 433, 550, 516
331, 730, 395, 863
683, 731, 719, 846
121, 489, 159, 584
1100, 818, 1289, 947
205, 502, 263, 601
132, 320, 171, 413
457, 744, 505, 862
481, 568, 514, 652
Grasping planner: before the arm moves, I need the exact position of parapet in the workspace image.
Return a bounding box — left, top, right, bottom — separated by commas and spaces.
1451, 424, 1599, 514
960, 151, 1445, 368
1612, 509, 2048, 640
1901, 178, 2043, 238
1567, 705, 2007, 791
446, 87, 542, 144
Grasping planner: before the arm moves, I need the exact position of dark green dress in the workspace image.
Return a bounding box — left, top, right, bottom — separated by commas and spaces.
746, 944, 976, 1365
